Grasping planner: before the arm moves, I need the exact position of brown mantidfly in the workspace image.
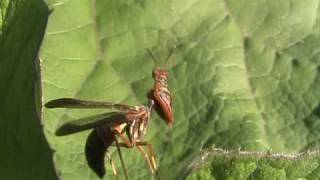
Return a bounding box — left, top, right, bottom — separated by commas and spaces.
45, 98, 159, 180
147, 47, 176, 127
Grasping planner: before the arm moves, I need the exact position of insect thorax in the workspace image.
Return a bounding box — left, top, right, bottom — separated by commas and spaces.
126, 106, 150, 143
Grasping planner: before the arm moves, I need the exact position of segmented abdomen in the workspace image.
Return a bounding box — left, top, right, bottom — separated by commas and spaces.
153, 86, 173, 126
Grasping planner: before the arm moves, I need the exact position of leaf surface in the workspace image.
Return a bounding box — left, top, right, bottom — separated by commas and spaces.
41, 0, 320, 179
0, 0, 56, 179
187, 148, 320, 180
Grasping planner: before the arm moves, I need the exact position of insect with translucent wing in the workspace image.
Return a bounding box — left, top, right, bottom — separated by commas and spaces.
147, 47, 177, 127
45, 98, 159, 180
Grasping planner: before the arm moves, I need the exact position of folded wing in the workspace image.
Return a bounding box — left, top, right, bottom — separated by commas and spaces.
55, 112, 127, 136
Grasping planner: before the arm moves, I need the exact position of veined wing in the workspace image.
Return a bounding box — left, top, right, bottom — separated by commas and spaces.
55, 112, 127, 136
45, 98, 131, 111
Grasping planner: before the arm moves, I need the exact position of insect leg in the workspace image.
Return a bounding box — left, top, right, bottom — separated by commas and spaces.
146, 143, 158, 171
136, 145, 156, 174
113, 140, 158, 169
117, 133, 134, 148
113, 142, 160, 179
105, 151, 119, 180
137, 142, 160, 180
112, 134, 159, 179
114, 138, 129, 180
116, 133, 155, 172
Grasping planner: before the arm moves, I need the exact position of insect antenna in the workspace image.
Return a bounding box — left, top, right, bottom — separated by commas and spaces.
146, 45, 181, 70
164, 48, 175, 63
147, 48, 161, 67
164, 44, 182, 69
163, 48, 173, 70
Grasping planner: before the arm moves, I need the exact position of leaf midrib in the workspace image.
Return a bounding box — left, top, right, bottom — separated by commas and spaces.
222, 0, 269, 148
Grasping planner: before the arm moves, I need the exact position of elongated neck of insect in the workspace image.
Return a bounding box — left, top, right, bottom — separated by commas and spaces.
149, 100, 155, 111
156, 78, 167, 86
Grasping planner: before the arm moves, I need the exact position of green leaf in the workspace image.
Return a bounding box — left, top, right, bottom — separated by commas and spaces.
40, 0, 320, 179
0, 0, 56, 179
187, 148, 320, 180
0, 0, 9, 34
0, 1, 6, 21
